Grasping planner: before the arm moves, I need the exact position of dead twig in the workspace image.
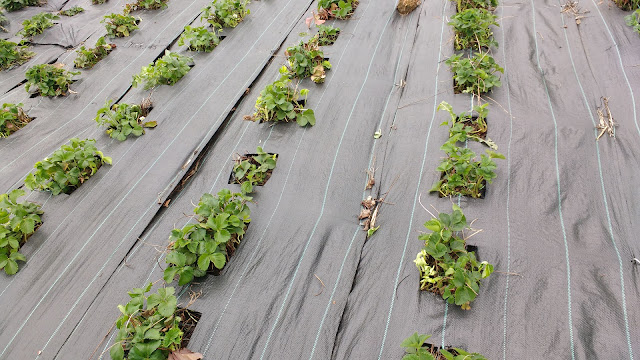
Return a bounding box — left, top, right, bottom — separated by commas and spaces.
596, 96, 616, 140
314, 274, 325, 296
561, 0, 590, 25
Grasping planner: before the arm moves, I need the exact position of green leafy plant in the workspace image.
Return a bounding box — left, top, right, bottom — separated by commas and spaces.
178, 26, 220, 52
132, 50, 192, 90
102, 13, 139, 37
124, 0, 168, 13
201, 0, 250, 29
231, 147, 277, 194
437, 101, 495, 149
25, 64, 80, 97
249, 67, 316, 126
626, 9, 640, 35
164, 189, 251, 286
318, 0, 358, 20
612, 0, 639, 11
0, 39, 34, 70
285, 36, 331, 83
0, 11, 7, 32
449, 8, 498, 50
95, 99, 156, 141
109, 283, 201, 360
59, 5, 84, 16
455, 0, 498, 12
17, 12, 58, 38
0, 0, 40, 12
24, 138, 112, 195
430, 135, 504, 198
445, 52, 503, 95
0, 103, 32, 137
413, 205, 493, 310
317, 24, 340, 46
401, 332, 488, 360
0, 189, 43, 275
74, 37, 115, 69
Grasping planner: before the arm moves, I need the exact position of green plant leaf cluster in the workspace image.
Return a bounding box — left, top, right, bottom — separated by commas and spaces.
613, 0, 639, 10
445, 52, 503, 95
102, 13, 139, 37
164, 189, 251, 286
251, 68, 316, 126
124, 0, 168, 13
449, 8, 498, 50
285, 36, 331, 83
74, 36, 115, 69
0, 0, 39, 12
232, 147, 277, 194
413, 205, 494, 310
0, 102, 31, 137
0, 11, 7, 30
110, 283, 184, 360
455, 0, 497, 12
318, 0, 358, 19
0, 189, 43, 275
24, 64, 80, 97
17, 12, 58, 38
401, 332, 488, 360
24, 138, 112, 195
201, 0, 250, 29
437, 101, 496, 149
0, 39, 34, 70
317, 24, 340, 46
95, 99, 156, 141
178, 25, 220, 52
59, 5, 84, 16
132, 50, 192, 90
626, 9, 640, 35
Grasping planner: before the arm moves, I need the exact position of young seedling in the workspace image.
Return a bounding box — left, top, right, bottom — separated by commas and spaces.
285, 36, 331, 83
248, 67, 316, 126
25, 64, 80, 97
59, 6, 84, 16
317, 0, 358, 20
0, 189, 43, 275
164, 189, 251, 285
178, 25, 221, 52
0, 103, 32, 137
430, 135, 504, 198
626, 9, 640, 36
17, 12, 58, 39
124, 0, 168, 13
201, 0, 250, 29
230, 147, 277, 194
0, 39, 35, 70
0, 0, 40, 12
449, 8, 498, 50
401, 332, 488, 360
455, 0, 498, 12
132, 50, 192, 90
413, 205, 493, 310
95, 99, 155, 140
102, 13, 139, 37
445, 52, 503, 95
74, 37, 116, 69
24, 138, 112, 195
109, 283, 203, 360
437, 101, 496, 149
317, 24, 340, 46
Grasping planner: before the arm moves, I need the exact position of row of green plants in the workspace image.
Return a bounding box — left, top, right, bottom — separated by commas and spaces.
401, 332, 487, 360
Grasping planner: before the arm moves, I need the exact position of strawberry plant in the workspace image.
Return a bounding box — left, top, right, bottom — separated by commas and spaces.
178, 26, 220, 52
109, 283, 202, 360
1, 103, 32, 137
201, 0, 250, 29
0, 189, 43, 275
74, 37, 115, 69
613, 0, 639, 10
413, 205, 493, 310
318, 0, 358, 20
230, 147, 277, 194
401, 332, 488, 360
0, 39, 34, 70
437, 101, 496, 149
455, 0, 498, 12
25, 64, 79, 97
449, 8, 498, 51
445, 52, 503, 95
95, 99, 156, 141
124, 0, 168, 13
102, 13, 139, 37
0, 11, 7, 31
24, 138, 112, 195
17, 12, 58, 38
59, 6, 84, 16
317, 24, 340, 46
430, 135, 504, 198
0, 0, 40, 12
249, 67, 316, 126
164, 189, 251, 286
132, 50, 192, 90
626, 9, 640, 35
285, 36, 331, 83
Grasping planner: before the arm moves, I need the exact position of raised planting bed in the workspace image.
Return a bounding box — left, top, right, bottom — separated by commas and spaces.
401, 332, 488, 360
0, 189, 43, 275
285, 36, 331, 83
0, 39, 35, 70
413, 205, 493, 310
437, 101, 496, 149
24, 138, 112, 195
1, 103, 33, 137
132, 51, 193, 90
228, 146, 278, 194
200, 0, 250, 29
24, 63, 80, 97
164, 189, 251, 285
74, 37, 116, 69
95, 98, 156, 141
317, 0, 359, 20
445, 52, 503, 95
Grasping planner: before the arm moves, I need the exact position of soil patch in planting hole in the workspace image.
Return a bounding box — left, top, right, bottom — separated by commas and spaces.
437, 171, 486, 199
176, 308, 201, 348
421, 343, 463, 359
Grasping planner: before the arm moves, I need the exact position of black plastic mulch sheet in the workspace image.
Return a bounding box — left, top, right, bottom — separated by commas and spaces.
0, 0, 639, 359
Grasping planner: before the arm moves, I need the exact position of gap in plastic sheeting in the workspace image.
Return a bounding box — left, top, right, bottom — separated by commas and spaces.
436, 173, 486, 199
178, 308, 202, 348
228, 153, 279, 186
